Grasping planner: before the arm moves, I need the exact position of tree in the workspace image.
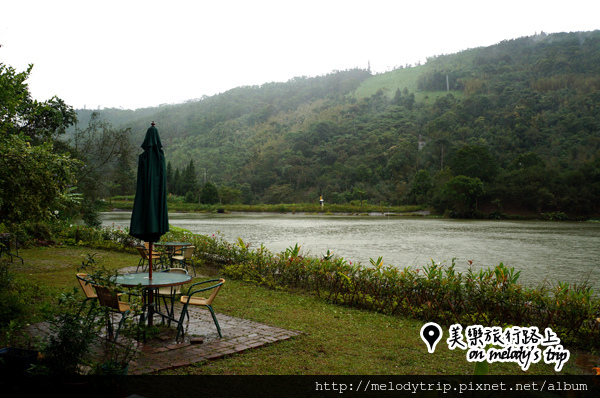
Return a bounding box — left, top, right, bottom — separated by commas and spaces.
219, 185, 241, 205
440, 175, 484, 216
1, 64, 76, 144
172, 169, 181, 196
0, 63, 79, 227
492, 166, 555, 213
509, 152, 545, 170
239, 183, 255, 205
408, 169, 433, 205
200, 181, 219, 204
449, 145, 499, 182
110, 147, 136, 197
68, 112, 134, 202
180, 159, 199, 198
166, 162, 174, 193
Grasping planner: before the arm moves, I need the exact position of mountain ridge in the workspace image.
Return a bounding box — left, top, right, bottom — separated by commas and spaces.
72, 30, 600, 216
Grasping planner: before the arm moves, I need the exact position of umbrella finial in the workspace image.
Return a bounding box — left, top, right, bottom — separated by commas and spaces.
151, 121, 155, 126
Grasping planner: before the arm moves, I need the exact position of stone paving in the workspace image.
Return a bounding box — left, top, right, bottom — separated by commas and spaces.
26, 302, 302, 375
26, 268, 302, 375
128, 304, 302, 374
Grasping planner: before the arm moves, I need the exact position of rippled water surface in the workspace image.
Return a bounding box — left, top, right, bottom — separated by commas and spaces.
101, 212, 600, 290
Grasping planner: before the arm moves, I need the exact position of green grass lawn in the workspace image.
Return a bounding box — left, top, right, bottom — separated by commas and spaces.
10, 246, 594, 376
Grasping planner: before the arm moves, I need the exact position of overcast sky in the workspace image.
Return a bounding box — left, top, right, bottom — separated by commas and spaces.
2, 0, 599, 110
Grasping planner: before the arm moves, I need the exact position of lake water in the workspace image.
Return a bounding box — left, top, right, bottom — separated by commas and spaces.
100, 212, 600, 291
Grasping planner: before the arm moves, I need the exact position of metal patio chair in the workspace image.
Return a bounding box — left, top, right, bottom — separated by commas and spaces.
171, 246, 196, 275
176, 278, 225, 340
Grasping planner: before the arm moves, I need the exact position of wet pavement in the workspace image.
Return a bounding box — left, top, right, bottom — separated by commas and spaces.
27, 268, 302, 375
128, 304, 301, 374
27, 301, 301, 375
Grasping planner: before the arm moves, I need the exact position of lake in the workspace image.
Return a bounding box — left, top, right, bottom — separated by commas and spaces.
100, 212, 600, 291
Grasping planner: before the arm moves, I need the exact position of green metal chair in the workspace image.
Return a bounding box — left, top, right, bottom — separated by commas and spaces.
135, 246, 163, 272
156, 268, 188, 324
94, 285, 132, 343
0, 233, 23, 265
171, 246, 196, 276
177, 278, 225, 340
76, 273, 97, 301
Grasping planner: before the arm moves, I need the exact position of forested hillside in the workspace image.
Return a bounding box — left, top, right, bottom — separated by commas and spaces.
74, 30, 600, 218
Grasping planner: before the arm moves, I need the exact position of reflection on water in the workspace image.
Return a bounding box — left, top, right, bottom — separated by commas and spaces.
101, 212, 600, 291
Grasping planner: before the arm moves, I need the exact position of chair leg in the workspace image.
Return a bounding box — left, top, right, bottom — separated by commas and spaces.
136, 313, 146, 342
176, 304, 189, 341
207, 305, 222, 338
106, 316, 114, 341
113, 312, 128, 343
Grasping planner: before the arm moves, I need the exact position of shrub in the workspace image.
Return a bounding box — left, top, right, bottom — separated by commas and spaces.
51, 222, 600, 352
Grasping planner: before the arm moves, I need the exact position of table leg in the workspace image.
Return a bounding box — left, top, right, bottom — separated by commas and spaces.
147, 288, 155, 327
168, 287, 176, 327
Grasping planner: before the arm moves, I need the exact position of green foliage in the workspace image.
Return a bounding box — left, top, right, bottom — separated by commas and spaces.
34, 289, 99, 375
73, 31, 600, 217
29, 221, 600, 355
408, 169, 433, 205
0, 260, 26, 326
75, 254, 142, 373
69, 112, 135, 202
449, 145, 498, 182
200, 181, 220, 205
81, 199, 102, 228
57, 224, 140, 253
0, 63, 79, 229
440, 175, 484, 217
185, 230, 600, 352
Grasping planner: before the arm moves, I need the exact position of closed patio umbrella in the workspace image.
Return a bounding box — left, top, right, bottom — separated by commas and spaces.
129, 122, 169, 279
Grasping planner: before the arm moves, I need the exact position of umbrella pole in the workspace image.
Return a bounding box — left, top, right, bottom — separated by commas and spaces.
149, 242, 153, 279
148, 241, 154, 326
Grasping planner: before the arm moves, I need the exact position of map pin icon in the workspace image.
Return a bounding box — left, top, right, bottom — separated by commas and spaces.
420, 322, 443, 353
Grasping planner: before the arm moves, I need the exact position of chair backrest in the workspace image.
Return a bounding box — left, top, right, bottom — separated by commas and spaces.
141, 245, 161, 258
94, 285, 122, 311
205, 278, 225, 305
168, 268, 188, 294
169, 268, 188, 275
137, 246, 148, 260
184, 246, 195, 259
76, 273, 97, 299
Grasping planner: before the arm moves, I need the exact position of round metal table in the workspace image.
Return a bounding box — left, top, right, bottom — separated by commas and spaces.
154, 242, 192, 249
115, 272, 192, 326
154, 242, 192, 267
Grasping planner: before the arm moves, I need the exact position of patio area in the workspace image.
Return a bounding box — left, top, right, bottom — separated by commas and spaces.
27, 300, 302, 375
26, 267, 302, 375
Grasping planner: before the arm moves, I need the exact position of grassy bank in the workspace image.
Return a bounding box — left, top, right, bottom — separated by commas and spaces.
98, 198, 429, 215
8, 246, 595, 375
97, 197, 590, 221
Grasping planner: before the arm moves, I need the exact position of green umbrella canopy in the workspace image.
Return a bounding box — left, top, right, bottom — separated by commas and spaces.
129, 122, 169, 242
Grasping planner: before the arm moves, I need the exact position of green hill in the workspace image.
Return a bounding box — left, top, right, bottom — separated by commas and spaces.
72, 30, 600, 218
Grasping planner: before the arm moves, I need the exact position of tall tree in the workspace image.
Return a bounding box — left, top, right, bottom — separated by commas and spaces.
440, 175, 484, 216
200, 181, 219, 205
0, 63, 79, 227
110, 143, 136, 197
166, 162, 174, 194
449, 145, 499, 182
68, 112, 134, 201
172, 169, 181, 196
180, 159, 199, 197
408, 169, 433, 205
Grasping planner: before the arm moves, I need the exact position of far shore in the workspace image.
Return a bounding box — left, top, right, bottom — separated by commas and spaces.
107, 208, 433, 217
